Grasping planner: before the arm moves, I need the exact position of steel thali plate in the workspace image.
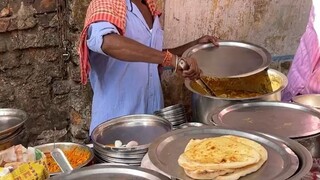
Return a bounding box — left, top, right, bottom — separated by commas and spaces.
148, 127, 299, 180
211, 102, 320, 138
182, 41, 271, 78
50, 165, 170, 180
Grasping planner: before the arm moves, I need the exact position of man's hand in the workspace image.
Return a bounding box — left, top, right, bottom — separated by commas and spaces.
182, 57, 202, 80
197, 35, 219, 46
171, 55, 201, 80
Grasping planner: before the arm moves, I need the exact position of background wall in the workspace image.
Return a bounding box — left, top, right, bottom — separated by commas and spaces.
160, 0, 312, 116
0, 0, 312, 145
163, 0, 311, 55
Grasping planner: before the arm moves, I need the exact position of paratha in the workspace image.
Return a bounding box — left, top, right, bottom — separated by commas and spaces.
184, 169, 235, 180
178, 136, 261, 170
178, 135, 268, 180
215, 136, 268, 180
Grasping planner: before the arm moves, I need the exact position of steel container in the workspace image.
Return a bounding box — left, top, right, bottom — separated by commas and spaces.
185, 69, 288, 124
154, 104, 188, 128
91, 114, 172, 165
0, 127, 25, 151
0, 108, 27, 137
35, 142, 94, 176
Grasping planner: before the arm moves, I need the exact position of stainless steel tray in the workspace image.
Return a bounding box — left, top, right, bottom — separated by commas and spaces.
182, 41, 271, 78
261, 133, 313, 180
148, 127, 300, 180
50, 164, 170, 180
211, 102, 320, 138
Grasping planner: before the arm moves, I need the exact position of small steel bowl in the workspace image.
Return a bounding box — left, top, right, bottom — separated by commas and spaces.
0, 108, 27, 137
35, 142, 94, 176
292, 94, 320, 110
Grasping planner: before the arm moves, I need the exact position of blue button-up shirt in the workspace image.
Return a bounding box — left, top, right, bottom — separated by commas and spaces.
86, 0, 164, 134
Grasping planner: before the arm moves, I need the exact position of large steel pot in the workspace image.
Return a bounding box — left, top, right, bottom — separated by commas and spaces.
185, 68, 288, 124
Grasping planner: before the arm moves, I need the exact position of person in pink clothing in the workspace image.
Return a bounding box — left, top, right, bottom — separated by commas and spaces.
282, 0, 320, 101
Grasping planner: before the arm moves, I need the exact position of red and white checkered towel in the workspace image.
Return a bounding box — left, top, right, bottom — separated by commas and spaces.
78, 0, 161, 84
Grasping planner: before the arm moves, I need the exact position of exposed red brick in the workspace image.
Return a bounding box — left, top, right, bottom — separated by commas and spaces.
33, 0, 56, 13
0, 18, 10, 32
70, 109, 82, 126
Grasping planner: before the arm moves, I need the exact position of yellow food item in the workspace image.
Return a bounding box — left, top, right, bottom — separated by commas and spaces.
45, 147, 90, 173
0, 153, 48, 180
190, 70, 282, 98
215, 136, 268, 180
178, 135, 268, 180
179, 137, 260, 170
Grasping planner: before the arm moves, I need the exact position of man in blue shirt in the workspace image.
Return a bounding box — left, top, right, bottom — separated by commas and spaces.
80, 0, 218, 134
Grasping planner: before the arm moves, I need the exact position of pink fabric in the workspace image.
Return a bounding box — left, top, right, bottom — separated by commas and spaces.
282, 0, 320, 101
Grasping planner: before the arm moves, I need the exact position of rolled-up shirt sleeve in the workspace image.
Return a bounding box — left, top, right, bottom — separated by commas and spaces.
86, 22, 120, 56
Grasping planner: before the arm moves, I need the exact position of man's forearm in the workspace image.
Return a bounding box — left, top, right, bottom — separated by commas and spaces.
102, 34, 167, 65
165, 40, 197, 57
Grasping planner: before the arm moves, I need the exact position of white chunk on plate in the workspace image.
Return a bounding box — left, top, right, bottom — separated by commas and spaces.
114, 140, 123, 148
126, 141, 139, 147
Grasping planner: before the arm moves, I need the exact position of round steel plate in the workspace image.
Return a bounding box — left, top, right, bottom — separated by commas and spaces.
148, 127, 299, 180
212, 102, 320, 138
182, 41, 271, 78
50, 165, 170, 180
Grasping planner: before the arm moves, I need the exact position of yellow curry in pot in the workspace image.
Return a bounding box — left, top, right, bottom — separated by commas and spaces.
190, 70, 282, 98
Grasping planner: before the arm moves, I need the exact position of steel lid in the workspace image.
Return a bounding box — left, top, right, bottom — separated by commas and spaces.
182, 41, 271, 78
211, 102, 320, 138
50, 164, 170, 180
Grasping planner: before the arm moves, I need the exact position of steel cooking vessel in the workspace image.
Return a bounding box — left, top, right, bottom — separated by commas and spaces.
184, 68, 288, 124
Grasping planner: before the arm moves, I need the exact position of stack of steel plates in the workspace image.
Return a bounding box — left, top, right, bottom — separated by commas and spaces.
0, 109, 27, 150
91, 114, 172, 166
154, 104, 188, 129
93, 144, 148, 166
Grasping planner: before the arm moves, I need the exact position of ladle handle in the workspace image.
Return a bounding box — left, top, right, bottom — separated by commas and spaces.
51, 148, 73, 173
178, 58, 216, 96
178, 58, 189, 70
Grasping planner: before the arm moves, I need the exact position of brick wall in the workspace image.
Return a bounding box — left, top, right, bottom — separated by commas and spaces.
0, 0, 92, 145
